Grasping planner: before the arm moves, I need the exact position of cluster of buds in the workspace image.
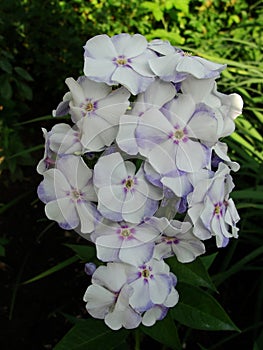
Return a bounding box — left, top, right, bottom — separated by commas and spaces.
37, 34, 243, 330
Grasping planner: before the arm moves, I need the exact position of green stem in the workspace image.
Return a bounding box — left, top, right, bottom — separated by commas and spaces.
135, 329, 140, 350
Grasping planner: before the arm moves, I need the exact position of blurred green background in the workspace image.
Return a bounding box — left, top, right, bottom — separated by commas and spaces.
0, 0, 262, 349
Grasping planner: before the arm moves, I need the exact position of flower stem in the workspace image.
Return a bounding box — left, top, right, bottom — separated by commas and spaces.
135, 329, 141, 350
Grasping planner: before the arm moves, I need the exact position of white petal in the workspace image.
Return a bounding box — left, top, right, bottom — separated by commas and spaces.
112, 67, 154, 95
84, 58, 116, 83
96, 87, 130, 123
92, 263, 127, 292
80, 116, 117, 151
112, 33, 147, 57
84, 284, 114, 316
116, 114, 139, 155
45, 198, 79, 230
97, 185, 126, 220
149, 54, 178, 78
84, 34, 117, 58
56, 155, 93, 190
38, 169, 70, 203
75, 201, 96, 233
65, 78, 85, 106
119, 241, 154, 266
163, 287, 179, 307
94, 153, 127, 187
149, 274, 171, 304
177, 140, 207, 172
129, 278, 152, 312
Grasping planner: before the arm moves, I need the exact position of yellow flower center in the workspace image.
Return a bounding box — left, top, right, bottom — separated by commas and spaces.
121, 228, 131, 237
116, 57, 128, 66
174, 130, 185, 140
142, 269, 150, 278
85, 101, 94, 112
214, 204, 221, 215
125, 178, 134, 189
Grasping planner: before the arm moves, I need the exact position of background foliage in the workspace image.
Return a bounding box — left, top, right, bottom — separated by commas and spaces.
0, 0, 262, 349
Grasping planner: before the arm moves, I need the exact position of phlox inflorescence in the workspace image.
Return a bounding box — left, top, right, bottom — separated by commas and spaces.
37, 33, 243, 330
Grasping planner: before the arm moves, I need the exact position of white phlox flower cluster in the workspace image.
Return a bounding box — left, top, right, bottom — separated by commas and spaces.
37, 33, 243, 330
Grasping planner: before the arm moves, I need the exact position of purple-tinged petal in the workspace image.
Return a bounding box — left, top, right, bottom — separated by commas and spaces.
45, 197, 79, 230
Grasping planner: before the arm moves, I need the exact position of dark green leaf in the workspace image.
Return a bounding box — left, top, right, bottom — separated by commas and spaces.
64, 244, 96, 260
0, 75, 12, 99
0, 245, 5, 257
200, 253, 218, 270
141, 312, 182, 349
167, 256, 216, 291
0, 59, 12, 74
54, 318, 130, 350
171, 283, 239, 331
22, 255, 79, 284
18, 81, 33, 100
14, 66, 34, 81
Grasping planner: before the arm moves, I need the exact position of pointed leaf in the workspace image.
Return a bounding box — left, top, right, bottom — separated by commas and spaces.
141, 312, 182, 349
22, 255, 79, 284
64, 244, 96, 260
171, 283, 240, 331
54, 319, 130, 350
167, 257, 217, 291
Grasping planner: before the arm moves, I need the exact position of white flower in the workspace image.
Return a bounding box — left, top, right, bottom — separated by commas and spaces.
83, 33, 157, 94
187, 163, 240, 247
55, 76, 130, 152
128, 258, 174, 312
116, 79, 176, 155
135, 94, 213, 174
93, 152, 163, 223
84, 262, 142, 330
154, 220, 206, 263
149, 49, 226, 82
91, 216, 168, 266
37, 155, 98, 233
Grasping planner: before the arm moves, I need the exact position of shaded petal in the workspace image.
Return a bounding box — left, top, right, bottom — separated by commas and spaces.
149, 274, 171, 304
94, 153, 127, 187
84, 285, 114, 319
119, 241, 154, 266
80, 116, 117, 151
38, 169, 70, 203
129, 278, 152, 312
92, 263, 127, 291
75, 201, 96, 233
84, 58, 116, 84
116, 114, 140, 155
56, 155, 93, 189
45, 198, 79, 230
97, 185, 126, 220
112, 67, 154, 95
177, 140, 207, 172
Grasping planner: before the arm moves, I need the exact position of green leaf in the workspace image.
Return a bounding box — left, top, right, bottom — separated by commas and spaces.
171, 283, 239, 331
231, 189, 263, 201
0, 75, 12, 99
167, 256, 216, 291
14, 66, 34, 81
200, 253, 218, 270
22, 255, 79, 284
0, 59, 12, 74
171, 0, 190, 13
0, 245, 5, 256
18, 81, 33, 100
141, 312, 182, 349
54, 319, 130, 350
64, 244, 96, 260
